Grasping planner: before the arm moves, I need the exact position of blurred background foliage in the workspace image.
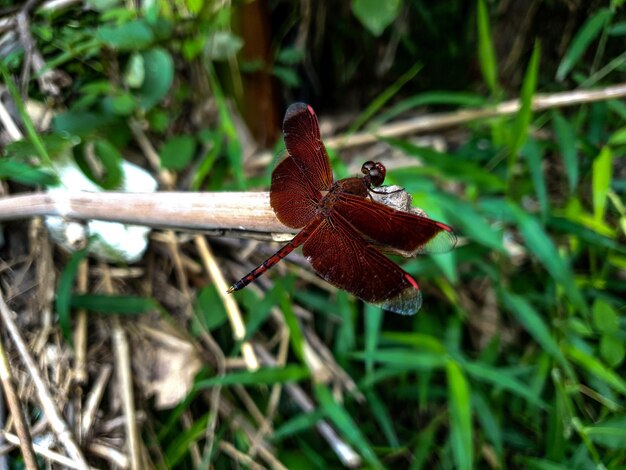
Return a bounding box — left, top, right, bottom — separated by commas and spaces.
1, 0, 626, 468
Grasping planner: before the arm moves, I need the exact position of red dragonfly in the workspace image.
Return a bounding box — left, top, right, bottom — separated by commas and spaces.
228, 103, 457, 314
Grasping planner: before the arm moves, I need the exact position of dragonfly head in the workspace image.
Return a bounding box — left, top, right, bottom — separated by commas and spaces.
361, 161, 386, 187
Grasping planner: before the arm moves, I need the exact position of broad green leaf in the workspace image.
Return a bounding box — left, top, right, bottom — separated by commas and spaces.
592, 146, 612, 221
351, 0, 402, 36
500, 290, 573, 377
477, 0, 498, 93
600, 334, 625, 368
564, 345, 626, 396
472, 393, 503, 459
556, 9, 613, 81
70, 294, 157, 314
56, 247, 90, 346
522, 138, 549, 219
592, 299, 619, 333
0, 160, 57, 186
137, 48, 174, 110
160, 136, 196, 170
508, 202, 588, 314
97, 20, 154, 50
552, 111, 578, 193
446, 359, 473, 470
195, 365, 310, 388
124, 53, 145, 88
315, 385, 382, 468
510, 42, 540, 158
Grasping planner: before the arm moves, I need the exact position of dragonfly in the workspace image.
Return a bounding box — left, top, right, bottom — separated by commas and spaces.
228, 103, 457, 314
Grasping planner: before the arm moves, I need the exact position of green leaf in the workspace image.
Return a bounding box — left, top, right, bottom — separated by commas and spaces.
348, 62, 422, 134
124, 52, 145, 88
510, 42, 540, 158
565, 345, 626, 396
97, 20, 154, 50
272, 410, 326, 442
385, 139, 505, 190
194, 285, 227, 331
0, 160, 57, 186
70, 294, 157, 314
608, 125, 626, 145
521, 138, 549, 219
364, 304, 383, 377
586, 416, 626, 449
281, 295, 305, 362
350, 348, 446, 370
365, 389, 400, 447
195, 365, 310, 388
592, 146, 612, 222
600, 335, 625, 368
159, 135, 196, 170
446, 360, 473, 470
74, 139, 123, 189
351, 0, 402, 36
556, 8, 613, 81
55, 247, 90, 346
315, 385, 382, 468
592, 299, 619, 333
137, 48, 174, 110
552, 111, 578, 193
462, 360, 547, 408
476, 0, 498, 93
508, 202, 588, 314
500, 290, 573, 377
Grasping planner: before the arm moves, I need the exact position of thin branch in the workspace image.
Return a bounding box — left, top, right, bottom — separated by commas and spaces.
324, 82, 626, 149
0, 335, 37, 469
0, 291, 89, 469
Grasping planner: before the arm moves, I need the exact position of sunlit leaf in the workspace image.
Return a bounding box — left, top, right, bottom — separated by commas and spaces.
477, 0, 498, 93
592, 146, 612, 221
446, 359, 473, 470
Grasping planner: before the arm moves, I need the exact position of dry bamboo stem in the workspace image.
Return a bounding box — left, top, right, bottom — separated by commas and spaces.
0, 192, 286, 234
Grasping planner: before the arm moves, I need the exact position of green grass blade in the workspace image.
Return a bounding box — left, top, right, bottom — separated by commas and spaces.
476, 0, 498, 93
446, 359, 473, 470
556, 8, 613, 81
365, 389, 400, 448
592, 146, 613, 222
564, 345, 626, 396
194, 365, 310, 388
70, 294, 157, 314
507, 202, 588, 315
315, 385, 382, 468
347, 62, 422, 134
500, 290, 573, 378
272, 410, 326, 442
281, 294, 305, 362
364, 304, 383, 377
462, 360, 547, 408
522, 138, 549, 219
552, 111, 579, 193
509, 42, 540, 164
55, 247, 89, 347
